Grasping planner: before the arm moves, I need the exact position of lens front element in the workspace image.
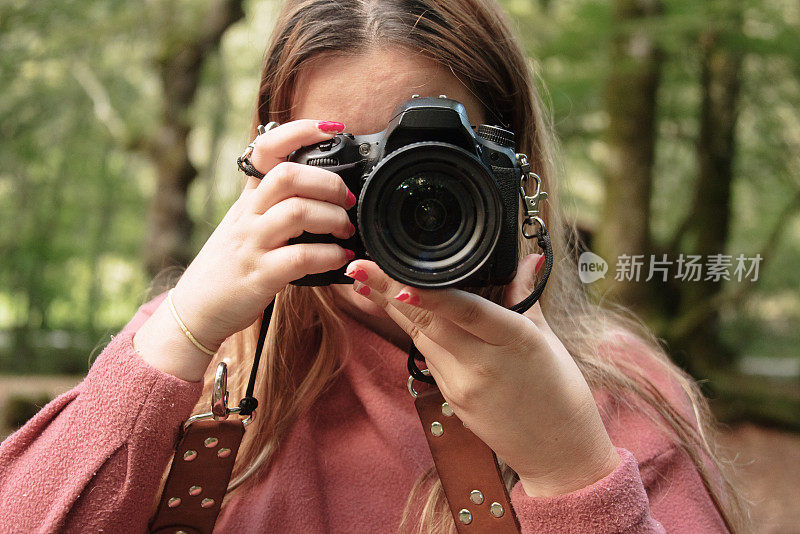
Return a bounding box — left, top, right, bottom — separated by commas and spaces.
390, 172, 472, 254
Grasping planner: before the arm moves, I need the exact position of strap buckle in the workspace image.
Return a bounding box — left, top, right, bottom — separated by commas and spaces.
408, 368, 432, 398
184, 362, 254, 431
237, 122, 280, 178
515, 153, 549, 239
238, 123, 272, 163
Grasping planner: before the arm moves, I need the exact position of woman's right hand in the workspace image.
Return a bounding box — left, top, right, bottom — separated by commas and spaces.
133, 119, 355, 381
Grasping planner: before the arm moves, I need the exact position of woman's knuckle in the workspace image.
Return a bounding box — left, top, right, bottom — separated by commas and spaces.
256, 131, 282, 157
455, 301, 482, 326
287, 247, 309, 269
407, 307, 433, 330
448, 374, 481, 407
324, 170, 342, 192
285, 198, 307, 224
254, 130, 273, 150
506, 324, 540, 355
469, 359, 500, 383
272, 161, 297, 186
337, 205, 350, 223
407, 324, 425, 344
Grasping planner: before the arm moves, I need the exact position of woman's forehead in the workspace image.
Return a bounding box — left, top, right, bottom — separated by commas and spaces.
289, 47, 486, 135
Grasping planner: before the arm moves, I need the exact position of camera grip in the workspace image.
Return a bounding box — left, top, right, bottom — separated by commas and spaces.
282, 159, 367, 286
287, 230, 363, 286
488, 164, 520, 284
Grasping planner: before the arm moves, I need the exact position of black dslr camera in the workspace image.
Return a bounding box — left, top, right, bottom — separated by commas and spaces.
287, 95, 525, 289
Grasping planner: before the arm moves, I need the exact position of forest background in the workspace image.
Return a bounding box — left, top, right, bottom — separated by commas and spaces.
1, 0, 798, 531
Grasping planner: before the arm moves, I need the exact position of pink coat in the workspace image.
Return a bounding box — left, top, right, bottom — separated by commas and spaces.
0, 293, 727, 533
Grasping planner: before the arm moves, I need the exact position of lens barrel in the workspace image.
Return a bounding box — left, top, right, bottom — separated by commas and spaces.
358, 142, 503, 288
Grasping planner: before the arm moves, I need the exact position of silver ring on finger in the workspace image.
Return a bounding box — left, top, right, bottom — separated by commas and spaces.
237, 122, 282, 179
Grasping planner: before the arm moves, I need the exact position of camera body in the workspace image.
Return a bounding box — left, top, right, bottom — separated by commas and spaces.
287, 95, 523, 289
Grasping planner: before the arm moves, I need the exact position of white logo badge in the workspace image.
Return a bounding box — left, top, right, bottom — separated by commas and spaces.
578, 251, 607, 284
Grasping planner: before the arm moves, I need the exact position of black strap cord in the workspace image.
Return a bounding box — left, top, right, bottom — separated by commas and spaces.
236, 301, 273, 416
508, 225, 553, 314
237, 156, 266, 179
408, 224, 553, 385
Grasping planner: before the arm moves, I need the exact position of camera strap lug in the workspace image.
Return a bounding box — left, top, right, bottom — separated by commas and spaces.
515, 153, 549, 239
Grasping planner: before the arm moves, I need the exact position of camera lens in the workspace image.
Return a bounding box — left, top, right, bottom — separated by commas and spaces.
389, 173, 470, 254
359, 142, 502, 288
414, 198, 447, 233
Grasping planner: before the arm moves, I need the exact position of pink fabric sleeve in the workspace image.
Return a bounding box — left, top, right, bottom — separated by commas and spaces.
511, 444, 727, 533
511, 448, 665, 533
0, 293, 205, 533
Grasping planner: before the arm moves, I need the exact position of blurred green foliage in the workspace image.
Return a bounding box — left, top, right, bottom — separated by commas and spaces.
0, 0, 271, 371
3, 393, 52, 429
0, 0, 798, 385
501, 0, 800, 366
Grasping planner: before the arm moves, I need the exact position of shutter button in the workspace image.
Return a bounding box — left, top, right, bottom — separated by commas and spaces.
318, 136, 342, 152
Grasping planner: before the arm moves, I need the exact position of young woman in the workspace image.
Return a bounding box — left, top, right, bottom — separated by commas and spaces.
0, 0, 748, 532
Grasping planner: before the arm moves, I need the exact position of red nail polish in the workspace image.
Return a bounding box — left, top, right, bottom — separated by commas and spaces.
344, 268, 368, 282
408, 294, 420, 306
358, 285, 371, 296
535, 254, 545, 274
344, 249, 355, 261
345, 190, 357, 209
394, 291, 410, 302
317, 121, 345, 133
348, 222, 356, 235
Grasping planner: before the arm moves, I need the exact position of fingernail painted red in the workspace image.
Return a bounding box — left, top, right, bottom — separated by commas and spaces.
394, 291, 410, 302
344, 248, 355, 261
535, 254, 545, 274
358, 285, 371, 296
318, 121, 345, 133
346, 190, 357, 209
344, 268, 368, 282
408, 294, 421, 306
348, 222, 356, 235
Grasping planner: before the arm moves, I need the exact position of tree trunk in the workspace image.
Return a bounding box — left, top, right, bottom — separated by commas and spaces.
143, 0, 245, 277
595, 0, 663, 317
670, 24, 743, 372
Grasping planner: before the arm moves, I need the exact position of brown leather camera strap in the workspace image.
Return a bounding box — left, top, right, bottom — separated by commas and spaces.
149, 419, 245, 534
414, 387, 521, 533
148, 389, 520, 534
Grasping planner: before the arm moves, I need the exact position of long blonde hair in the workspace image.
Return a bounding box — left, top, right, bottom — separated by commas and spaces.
158, 0, 749, 530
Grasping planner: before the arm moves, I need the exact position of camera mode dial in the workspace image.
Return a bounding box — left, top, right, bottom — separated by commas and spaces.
477, 125, 515, 148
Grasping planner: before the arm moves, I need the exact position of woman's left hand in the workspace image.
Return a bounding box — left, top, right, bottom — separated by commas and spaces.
344, 254, 621, 497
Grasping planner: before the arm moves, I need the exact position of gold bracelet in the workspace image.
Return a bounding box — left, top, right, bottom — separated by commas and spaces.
167, 288, 216, 356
